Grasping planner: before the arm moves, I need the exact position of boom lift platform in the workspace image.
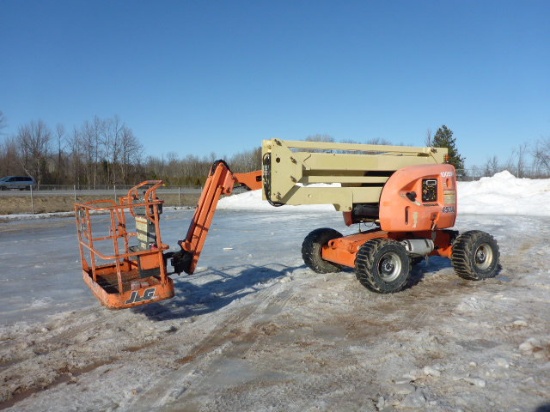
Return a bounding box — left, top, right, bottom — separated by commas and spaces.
75, 162, 261, 308
75, 139, 499, 309
75, 181, 174, 308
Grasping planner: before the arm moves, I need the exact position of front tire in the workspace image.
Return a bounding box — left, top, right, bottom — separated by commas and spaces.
302, 228, 343, 274
355, 239, 410, 293
452, 230, 500, 280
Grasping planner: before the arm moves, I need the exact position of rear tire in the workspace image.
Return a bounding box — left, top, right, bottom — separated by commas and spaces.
452, 230, 500, 280
355, 239, 410, 293
302, 228, 343, 274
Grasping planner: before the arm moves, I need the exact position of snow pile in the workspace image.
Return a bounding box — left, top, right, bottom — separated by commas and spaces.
219, 171, 550, 217
217, 188, 333, 211
459, 171, 550, 216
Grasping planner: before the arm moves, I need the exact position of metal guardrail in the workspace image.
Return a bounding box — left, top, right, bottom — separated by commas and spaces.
0, 186, 203, 196
32, 184, 202, 191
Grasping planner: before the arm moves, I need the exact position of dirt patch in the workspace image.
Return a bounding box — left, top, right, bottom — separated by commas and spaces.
0, 194, 200, 215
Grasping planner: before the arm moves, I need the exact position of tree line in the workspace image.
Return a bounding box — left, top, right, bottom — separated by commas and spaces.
0, 112, 261, 188
472, 140, 550, 179
1, 110, 549, 188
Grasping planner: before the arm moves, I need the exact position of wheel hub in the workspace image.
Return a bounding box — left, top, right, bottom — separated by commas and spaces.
475, 244, 493, 270
379, 253, 401, 282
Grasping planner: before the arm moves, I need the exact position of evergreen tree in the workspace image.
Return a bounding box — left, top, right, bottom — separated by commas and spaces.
432, 125, 465, 172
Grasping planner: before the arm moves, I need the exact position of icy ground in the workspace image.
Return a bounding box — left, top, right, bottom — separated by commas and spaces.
0, 172, 549, 411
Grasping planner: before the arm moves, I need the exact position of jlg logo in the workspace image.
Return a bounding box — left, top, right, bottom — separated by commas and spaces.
125, 287, 157, 305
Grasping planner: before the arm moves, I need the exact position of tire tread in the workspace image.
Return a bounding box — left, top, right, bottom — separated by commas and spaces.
452, 230, 500, 280
355, 238, 410, 293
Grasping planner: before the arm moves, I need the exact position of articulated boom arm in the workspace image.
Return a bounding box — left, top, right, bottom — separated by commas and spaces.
171, 160, 262, 275
262, 138, 448, 212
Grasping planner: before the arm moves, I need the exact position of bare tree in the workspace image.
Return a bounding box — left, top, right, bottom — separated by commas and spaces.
144, 155, 166, 181
506, 142, 530, 178
79, 117, 106, 188
305, 134, 335, 143
425, 128, 433, 146
230, 147, 261, 172
16, 120, 52, 186
366, 137, 393, 145
340, 138, 361, 144
102, 116, 124, 184
533, 137, 550, 176
483, 155, 501, 177
54, 124, 66, 184
162, 151, 180, 185
119, 126, 143, 184
67, 127, 84, 188
180, 154, 200, 186
0, 136, 21, 176
0, 110, 6, 136
305, 134, 335, 153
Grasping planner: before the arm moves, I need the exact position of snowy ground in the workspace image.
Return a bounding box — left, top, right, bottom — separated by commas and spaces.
0, 172, 549, 411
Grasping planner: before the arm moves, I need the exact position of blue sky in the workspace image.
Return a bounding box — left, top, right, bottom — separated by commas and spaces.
1, 0, 549, 168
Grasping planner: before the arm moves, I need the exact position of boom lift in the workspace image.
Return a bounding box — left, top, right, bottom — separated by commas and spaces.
75, 139, 499, 309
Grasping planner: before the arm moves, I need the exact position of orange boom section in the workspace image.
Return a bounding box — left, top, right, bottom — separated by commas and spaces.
170, 160, 262, 275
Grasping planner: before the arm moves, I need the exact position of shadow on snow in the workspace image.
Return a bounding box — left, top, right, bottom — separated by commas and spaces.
133, 256, 504, 321
132, 263, 296, 321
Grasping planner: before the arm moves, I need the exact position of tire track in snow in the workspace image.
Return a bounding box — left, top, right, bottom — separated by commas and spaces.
130, 280, 299, 410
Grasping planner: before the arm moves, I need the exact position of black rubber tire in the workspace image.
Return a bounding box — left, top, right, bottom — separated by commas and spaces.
302, 228, 343, 274
452, 230, 500, 280
410, 256, 424, 266
355, 238, 411, 293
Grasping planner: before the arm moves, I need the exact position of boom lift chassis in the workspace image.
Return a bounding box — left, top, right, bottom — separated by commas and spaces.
75, 139, 500, 309
263, 139, 499, 294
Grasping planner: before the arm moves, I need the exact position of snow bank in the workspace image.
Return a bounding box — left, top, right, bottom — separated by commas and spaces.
217, 188, 333, 212
459, 171, 550, 216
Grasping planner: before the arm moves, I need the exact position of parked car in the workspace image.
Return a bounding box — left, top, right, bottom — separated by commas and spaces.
0, 176, 37, 190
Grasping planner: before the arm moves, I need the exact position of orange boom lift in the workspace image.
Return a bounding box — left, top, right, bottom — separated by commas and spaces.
75, 139, 499, 309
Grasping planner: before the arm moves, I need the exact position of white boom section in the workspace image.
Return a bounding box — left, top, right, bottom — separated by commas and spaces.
262, 138, 448, 211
